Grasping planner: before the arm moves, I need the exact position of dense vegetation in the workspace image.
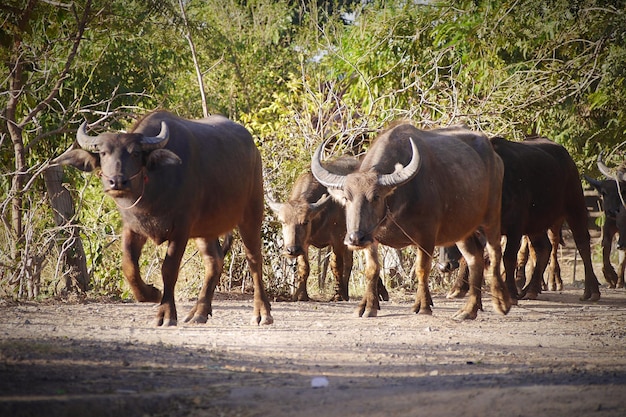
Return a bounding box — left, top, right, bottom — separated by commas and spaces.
1, 0, 624, 300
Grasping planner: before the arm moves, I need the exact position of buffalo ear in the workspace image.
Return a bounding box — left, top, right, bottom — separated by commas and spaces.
53, 148, 99, 172
146, 149, 182, 170
267, 199, 284, 217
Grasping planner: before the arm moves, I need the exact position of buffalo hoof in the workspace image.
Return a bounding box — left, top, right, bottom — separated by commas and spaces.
330, 294, 349, 302
446, 289, 467, 299
355, 307, 377, 317
411, 302, 433, 315
580, 292, 601, 302
251, 314, 274, 325
452, 309, 477, 321
492, 299, 511, 316
136, 285, 162, 303
293, 293, 310, 302
378, 288, 390, 302
184, 314, 208, 324
523, 292, 539, 300
355, 305, 378, 318
156, 317, 177, 327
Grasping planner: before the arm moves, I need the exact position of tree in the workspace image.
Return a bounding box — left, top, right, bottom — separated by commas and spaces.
1, 0, 93, 296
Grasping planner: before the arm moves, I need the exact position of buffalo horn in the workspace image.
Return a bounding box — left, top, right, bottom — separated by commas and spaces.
378, 137, 421, 187
597, 152, 626, 183
309, 193, 330, 210
311, 141, 347, 190
597, 152, 614, 179
76, 121, 102, 152
141, 121, 170, 151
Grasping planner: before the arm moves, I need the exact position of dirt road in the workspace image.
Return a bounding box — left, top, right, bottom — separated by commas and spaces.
1, 284, 625, 417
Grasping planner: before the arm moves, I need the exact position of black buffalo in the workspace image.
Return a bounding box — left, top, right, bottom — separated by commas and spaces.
444, 136, 600, 302
585, 153, 626, 288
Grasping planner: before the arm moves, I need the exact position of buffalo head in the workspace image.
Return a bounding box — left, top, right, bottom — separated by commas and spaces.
54, 121, 181, 198
268, 194, 330, 257
311, 138, 421, 249
594, 152, 626, 249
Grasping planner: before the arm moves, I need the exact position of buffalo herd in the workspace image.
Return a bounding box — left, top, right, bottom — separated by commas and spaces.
54, 111, 624, 325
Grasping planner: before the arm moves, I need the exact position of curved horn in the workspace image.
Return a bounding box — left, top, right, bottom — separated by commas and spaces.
311, 141, 347, 190
378, 137, 421, 187
76, 121, 101, 152
309, 193, 330, 210
597, 152, 616, 180
141, 121, 170, 151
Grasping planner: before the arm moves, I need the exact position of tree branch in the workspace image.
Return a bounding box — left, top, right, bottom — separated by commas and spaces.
19, 0, 92, 128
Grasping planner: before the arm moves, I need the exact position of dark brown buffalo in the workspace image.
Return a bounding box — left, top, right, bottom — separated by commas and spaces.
446, 136, 600, 302
312, 123, 511, 320
53, 111, 273, 326
268, 157, 389, 302
585, 154, 626, 288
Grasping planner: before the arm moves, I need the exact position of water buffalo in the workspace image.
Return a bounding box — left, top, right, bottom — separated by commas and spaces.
585, 154, 626, 288
268, 157, 389, 302
312, 123, 511, 320
53, 111, 273, 326
446, 136, 600, 302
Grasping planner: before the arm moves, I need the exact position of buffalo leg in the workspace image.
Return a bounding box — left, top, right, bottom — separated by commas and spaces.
329, 248, 348, 301
483, 229, 510, 316
293, 253, 310, 301
503, 232, 522, 303
446, 249, 470, 299
601, 226, 619, 288
452, 236, 484, 320
184, 238, 225, 324
121, 228, 161, 303
411, 244, 434, 315
239, 205, 273, 325
520, 233, 550, 299
566, 211, 601, 301
377, 275, 390, 302
356, 244, 381, 317
617, 250, 626, 288
546, 227, 562, 291
155, 237, 188, 327
515, 236, 532, 291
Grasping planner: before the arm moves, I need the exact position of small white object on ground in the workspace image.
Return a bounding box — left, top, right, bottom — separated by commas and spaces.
311, 376, 329, 388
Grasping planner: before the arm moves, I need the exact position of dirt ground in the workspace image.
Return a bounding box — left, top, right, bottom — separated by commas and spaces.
1, 234, 626, 417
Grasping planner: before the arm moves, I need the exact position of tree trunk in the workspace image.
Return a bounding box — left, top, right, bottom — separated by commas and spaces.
44, 165, 90, 292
